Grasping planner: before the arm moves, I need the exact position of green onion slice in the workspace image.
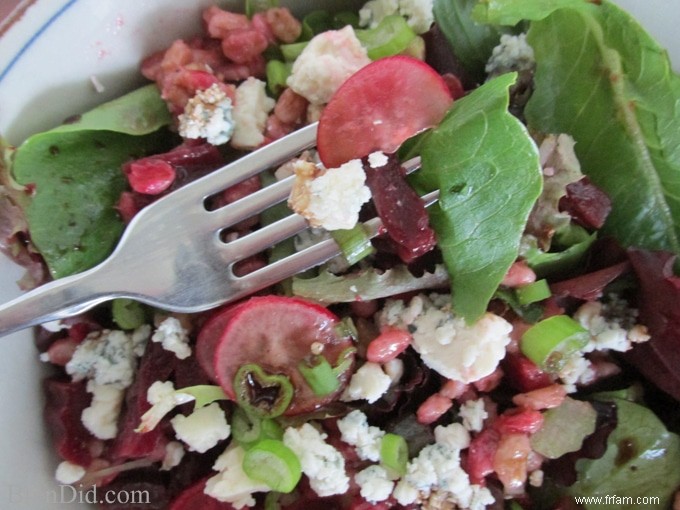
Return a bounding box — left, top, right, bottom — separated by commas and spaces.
298, 355, 340, 396
266, 60, 292, 96
380, 433, 408, 476
280, 41, 309, 61
331, 224, 376, 266
242, 439, 302, 493
521, 315, 590, 373
111, 298, 147, 330
355, 15, 417, 60
232, 406, 283, 449
515, 279, 552, 305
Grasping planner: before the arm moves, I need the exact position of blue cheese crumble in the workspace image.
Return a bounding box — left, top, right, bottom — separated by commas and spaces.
336, 409, 385, 462
289, 159, 371, 231
65, 326, 151, 389
378, 293, 512, 383
178, 83, 235, 145
341, 361, 392, 404
205, 443, 270, 508
231, 77, 275, 149
82, 380, 125, 440
170, 402, 231, 453
485, 33, 535, 77
283, 423, 350, 497
355, 465, 395, 503
152, 316, 191, 360
359, 0, 434, 34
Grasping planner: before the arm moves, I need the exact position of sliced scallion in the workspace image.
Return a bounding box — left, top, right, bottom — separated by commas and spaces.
331, 224, 375, 266
355, 15, 417, 60
521, 315, 589, 373
298, 355, 339, 396
380, 433, 408, 476
266, 60, 292, 96
232, 406, 283, 449
515, 279, 551, 305
242, 439, 302, 493
111, 298, 147, 330
233, 363, 294, 418
280, 41, 309, 61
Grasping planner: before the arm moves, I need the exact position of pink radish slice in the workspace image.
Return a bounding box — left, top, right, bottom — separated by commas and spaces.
317, 55, 453, 168
209, 295, 355, 415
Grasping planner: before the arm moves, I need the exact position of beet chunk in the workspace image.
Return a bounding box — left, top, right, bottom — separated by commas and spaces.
110, 342, 178, 462
558, 177, 612, 230
363, 153, 436, 263
44, 378, 94, 466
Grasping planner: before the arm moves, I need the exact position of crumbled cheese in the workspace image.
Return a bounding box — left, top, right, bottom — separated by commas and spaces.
458, 398, 488, 433
283, 423, 350, 497
81, 380, 125, 440
131, 324, 152, 357
55, 461, 86, 485
161, 441, 185, 471
434, 423, 470, 451
231, 77, 275, 149
558, 353, 596, 394
336, 410, 385, 462
574, 300, 650, 353
66, 328, 149, 389
355, 465, 395, 503
383, 358, 405, 385
485, 33, 535, 76
379, 293, 512, 383
152, 316, 191, 360
368, 150, 389, 168
289, 158, 371, 231
178, 83, 234, 145
205, 443, 270, 509
359, 0, 434, 34
170, 402, 231, 453
287, 26, 370, 105
341, 361, 392, 404
136, 380, 195, 433
394, 441, 493, 509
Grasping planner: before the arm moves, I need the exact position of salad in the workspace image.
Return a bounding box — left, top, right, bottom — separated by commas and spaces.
1, 0, 680, 509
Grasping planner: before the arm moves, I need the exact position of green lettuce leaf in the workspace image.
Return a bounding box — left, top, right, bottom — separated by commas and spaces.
433, 0, 518, 83
566, 397, 680, 509
12, 85, 172, 278
415, 73, 542, 322
472, 0, 586, 26
480, 0, 680, 254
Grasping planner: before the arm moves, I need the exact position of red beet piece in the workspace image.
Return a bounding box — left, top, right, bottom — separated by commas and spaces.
558, 177, 612, 230
363, 154, 436, 263
44, 378, 94, 466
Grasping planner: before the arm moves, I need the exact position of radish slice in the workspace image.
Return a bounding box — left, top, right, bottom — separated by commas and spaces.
317, 55, 453, 168
208, 296, 355, 415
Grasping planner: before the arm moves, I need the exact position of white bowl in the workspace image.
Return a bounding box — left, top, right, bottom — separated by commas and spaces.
0, 1, 677, 509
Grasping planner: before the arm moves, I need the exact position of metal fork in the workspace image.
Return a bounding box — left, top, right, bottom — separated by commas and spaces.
0, 122, 438, 337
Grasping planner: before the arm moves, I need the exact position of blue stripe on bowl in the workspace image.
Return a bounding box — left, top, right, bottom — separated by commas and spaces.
0, 0, 79, 84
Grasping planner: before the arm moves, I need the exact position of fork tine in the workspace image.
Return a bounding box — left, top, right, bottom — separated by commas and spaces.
219, 213, 309, 260
184, 122, 317, 202
206, 175, 295, 230
233, 188, 440, 291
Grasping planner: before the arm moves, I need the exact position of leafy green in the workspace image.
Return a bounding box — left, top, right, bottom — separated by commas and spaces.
179, 385, 229, 409
11, 85, 172, 278
471, 0, 585, 26
566, 397, 680, 509
481, 0, 680, 254
292, 264, 449, 303
434, 0, 519, 83
414, 73, 542, 322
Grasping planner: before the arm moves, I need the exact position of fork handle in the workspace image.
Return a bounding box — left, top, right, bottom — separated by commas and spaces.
0, 264, 115, 338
